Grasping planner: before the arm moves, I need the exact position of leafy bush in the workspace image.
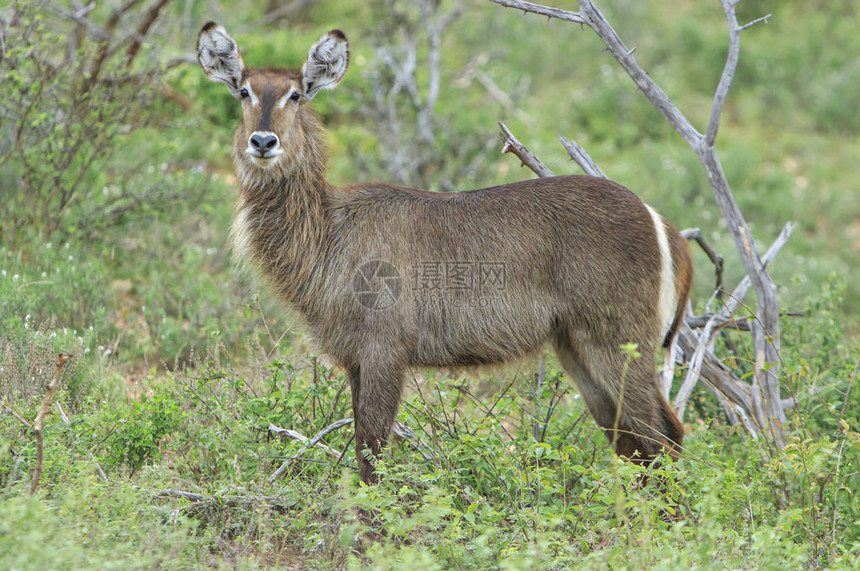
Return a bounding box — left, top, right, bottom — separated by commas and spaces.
89, 389, 184, 475
0, 0, 197, 244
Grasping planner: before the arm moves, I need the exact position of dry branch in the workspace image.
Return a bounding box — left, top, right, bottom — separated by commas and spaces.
489, 0, 793, 445
558, 134, 606, 179
30, 353, 72, 494
498, 122, 554, 177
267, 417, 435, 482
268, 418, 354, 481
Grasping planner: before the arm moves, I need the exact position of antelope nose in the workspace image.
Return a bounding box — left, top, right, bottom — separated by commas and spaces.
249, 132, 279, 154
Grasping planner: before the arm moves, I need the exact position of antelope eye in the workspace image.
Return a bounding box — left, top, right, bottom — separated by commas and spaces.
239, 87, 249, 99
289, 91, 301, 102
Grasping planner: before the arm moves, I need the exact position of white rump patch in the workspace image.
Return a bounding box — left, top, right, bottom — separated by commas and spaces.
645, 204, 677, 340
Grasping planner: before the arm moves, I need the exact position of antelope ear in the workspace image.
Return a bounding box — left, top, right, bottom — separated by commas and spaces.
197, 22, 246, 97
301, 29, 349, 100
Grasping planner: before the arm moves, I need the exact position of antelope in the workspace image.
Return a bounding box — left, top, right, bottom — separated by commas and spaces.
197, 23, 693, 484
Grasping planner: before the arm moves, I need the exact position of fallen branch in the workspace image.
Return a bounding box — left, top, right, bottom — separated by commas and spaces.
268, 419, 355, 481
30, 353, 72, 494
267, 417, 436, 482
148, 488, 295, 514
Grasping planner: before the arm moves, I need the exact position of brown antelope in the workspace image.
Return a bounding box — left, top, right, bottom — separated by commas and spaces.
197, 23, 693, 484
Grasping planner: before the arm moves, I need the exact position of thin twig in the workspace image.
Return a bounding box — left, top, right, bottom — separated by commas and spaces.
2, 401, 32, 430
125, 0, 169, 68
739, 14, 771, 32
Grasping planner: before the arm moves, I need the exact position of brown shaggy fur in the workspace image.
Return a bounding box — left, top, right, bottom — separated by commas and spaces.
198, 24, 693, 483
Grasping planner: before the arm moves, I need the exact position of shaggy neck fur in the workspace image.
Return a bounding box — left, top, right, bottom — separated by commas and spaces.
231, 108, 332, 318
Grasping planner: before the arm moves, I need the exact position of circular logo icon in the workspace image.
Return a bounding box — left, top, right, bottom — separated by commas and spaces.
351, 260, 402, 310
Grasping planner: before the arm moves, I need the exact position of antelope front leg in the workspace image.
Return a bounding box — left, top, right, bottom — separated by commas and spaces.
347, 362, 406, 484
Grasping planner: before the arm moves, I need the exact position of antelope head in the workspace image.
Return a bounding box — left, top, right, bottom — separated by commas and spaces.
196, 23, 349, 174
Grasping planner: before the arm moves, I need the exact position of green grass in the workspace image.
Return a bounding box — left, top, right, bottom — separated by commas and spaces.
1, 0, 859, 568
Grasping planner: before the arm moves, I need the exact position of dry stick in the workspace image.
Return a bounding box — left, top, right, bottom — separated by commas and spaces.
268, 419, 359, 482
391, 420, 436, 461
267, 416, 436, 482
52, 400, 109, 484
30, 354, 72, 494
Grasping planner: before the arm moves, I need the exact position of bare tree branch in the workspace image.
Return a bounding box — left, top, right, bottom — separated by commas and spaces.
489, 0, 586, 24
674, 222, 794, 419
739, 14, 772, 32
2, 400, 32, 429
558, 134, 606, 178
490, 0, 791, 446
498, 122, 554, 177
